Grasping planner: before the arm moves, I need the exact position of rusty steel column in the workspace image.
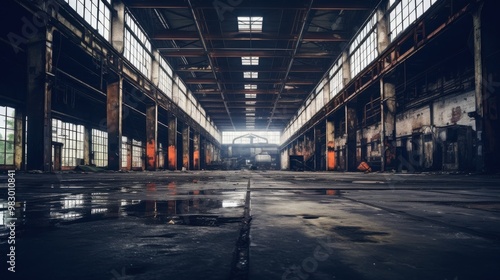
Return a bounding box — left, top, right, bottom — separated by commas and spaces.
182, 126, 190, 170
193, 132, 200, 170
14, 109, 24, 170
345, 103, 358, 171
168, 115, 177, 170
84, 126, 91, 165
326, 119, 335, 171
473, 3, 485, 172
26, 28, 53, 172
107, 79, 123, 171
146, 104, 158, 171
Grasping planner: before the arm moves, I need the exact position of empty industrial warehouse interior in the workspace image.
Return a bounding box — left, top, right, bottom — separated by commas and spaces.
1, 0, 500, 279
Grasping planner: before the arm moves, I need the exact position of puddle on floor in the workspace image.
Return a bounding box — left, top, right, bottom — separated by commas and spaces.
0, 182, 246, 237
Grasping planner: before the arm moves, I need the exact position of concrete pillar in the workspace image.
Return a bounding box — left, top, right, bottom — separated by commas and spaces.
326, 120, 335, 171
146, 104, 158, 171
280, 148, 289, 170
14, 110, 24, 170
345, 104, 357, 171
84, 126, 91, 165
111, 1, 125, 53
377, 6, 390, 59
26, 28, 52, 172
380, 78, 396, 171
168, 115, 177, 170
342, 51, 351, 86
473, 4, 485, 172
107, 79, 123, 171
193, 132, 200, 170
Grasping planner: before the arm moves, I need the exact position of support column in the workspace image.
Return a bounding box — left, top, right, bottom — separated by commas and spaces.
84, 126, 91, 165
107, 79, 123, 171
26, 28, 52, 172
14, 110, 24, 170
182, 126, 190, 170
380, 78, 396, 171
345, 103, 358, 171
473, 4, 485, 172
146, 104, 158, 171
193, 132, 200, 170
168, 116, 177, 170
326, 119, 335, 171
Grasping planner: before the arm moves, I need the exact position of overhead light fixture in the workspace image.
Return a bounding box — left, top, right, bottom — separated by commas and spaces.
241, 57, 259, 65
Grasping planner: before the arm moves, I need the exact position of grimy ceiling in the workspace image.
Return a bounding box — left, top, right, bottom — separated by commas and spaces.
125, 0, 380, 131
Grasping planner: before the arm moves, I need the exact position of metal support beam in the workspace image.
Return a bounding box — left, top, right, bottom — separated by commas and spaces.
14, 110, 24, 170
107, 79, 123, 171
187, 0, 234, 129
146, 104, 158, 170
26, 28, 52, 172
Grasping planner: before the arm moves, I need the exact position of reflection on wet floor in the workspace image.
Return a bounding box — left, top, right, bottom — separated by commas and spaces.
0, 182, 247, 239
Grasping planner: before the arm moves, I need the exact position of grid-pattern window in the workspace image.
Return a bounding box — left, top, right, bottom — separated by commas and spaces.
124, 13, 152, 78
350, 14, 378, 78
241, 57, 259, 65
329, 61, 343, 99
91, 129, 107, 167
245, 84, 257, 90
0, 106, 15, 165
131, 139, 143, 168
222, 131, 280, 145
159, 59, 173, 98
244, 72, 258, 78
52, 119, 84, 167
389, 0, 438, 41
121, 136, 128, 169
65, 0, 111, 41
237, 17, 263, 32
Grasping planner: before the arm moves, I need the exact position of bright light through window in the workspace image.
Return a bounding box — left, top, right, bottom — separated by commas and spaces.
241, 57, 259, 65
245, 94, 256, 98
222, 131, 281, 144
244, 72, 258, 78
245, 84, 257, 89
237, 16, 263, 32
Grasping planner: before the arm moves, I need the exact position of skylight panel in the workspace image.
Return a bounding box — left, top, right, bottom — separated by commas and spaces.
241, 56, 259, 65
243, 72, 258, 78
245, 84, 257, 89
245, 94, 257, 98
238, 16, 263, 32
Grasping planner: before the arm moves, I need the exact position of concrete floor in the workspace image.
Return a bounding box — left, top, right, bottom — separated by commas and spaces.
1, 171, 500, 280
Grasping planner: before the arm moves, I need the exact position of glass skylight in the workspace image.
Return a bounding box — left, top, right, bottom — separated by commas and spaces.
237, 16, 263, 32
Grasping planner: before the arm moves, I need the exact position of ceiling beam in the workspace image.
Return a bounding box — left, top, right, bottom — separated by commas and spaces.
184, 79, 317, 85
152, 31, 348, 42
125, 0, 371, 10
177, 65, 325, 73
159, 49, 335, 58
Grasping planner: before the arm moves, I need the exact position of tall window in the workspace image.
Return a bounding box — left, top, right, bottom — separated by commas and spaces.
131, 139, 143, 168
121, 136, 128, 169
52, 119, 84, 167
350, 13, 378, 78
389, 0, 439, 41
91, 129, 108, 167
0, 106, 15, 166
159, 58, 173, 99
124, 12, 152, 78
64, 0, 111, 41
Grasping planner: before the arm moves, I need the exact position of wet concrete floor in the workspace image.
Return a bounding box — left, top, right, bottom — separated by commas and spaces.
1, 170, 500, 279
